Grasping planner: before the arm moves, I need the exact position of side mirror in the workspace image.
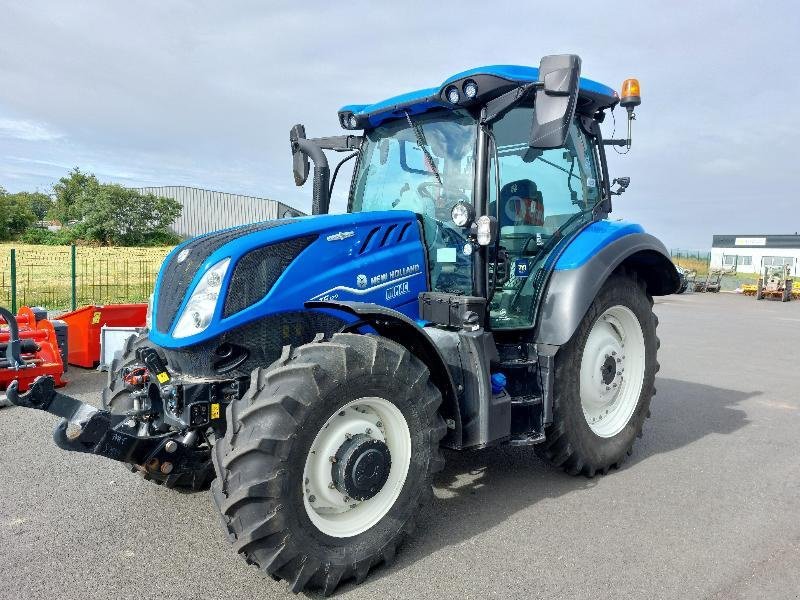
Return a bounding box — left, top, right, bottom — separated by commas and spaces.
529, 54, 581, 149
290, 124, 310, 186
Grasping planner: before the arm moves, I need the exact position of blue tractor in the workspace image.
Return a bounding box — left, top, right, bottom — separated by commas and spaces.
6, 55, 678, 594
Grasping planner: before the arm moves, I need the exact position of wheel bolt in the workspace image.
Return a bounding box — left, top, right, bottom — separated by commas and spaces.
376, 421, 383, 428
611, 351, 617, 356
304, 477, 309, 485
309, 495, 316, 503
345, 433, 352, 440
328, 482, 335, 489
365, 427, 372, 435
339, 411, 345, 416
616, 358, 622, 363
165, 440, 178, 453
343, 496, 350, 502
329, 456, 337, 463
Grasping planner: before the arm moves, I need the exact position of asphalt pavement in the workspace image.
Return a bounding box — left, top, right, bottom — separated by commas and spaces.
1, 292, 799, 599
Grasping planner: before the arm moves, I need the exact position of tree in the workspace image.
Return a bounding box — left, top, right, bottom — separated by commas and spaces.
51, 167, 99, 224
0, 187, 37, 240
7, 191, 53, 221
72, 184, 182, 245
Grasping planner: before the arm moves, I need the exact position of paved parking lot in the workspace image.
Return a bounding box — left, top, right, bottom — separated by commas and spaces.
1, 292, 799, 599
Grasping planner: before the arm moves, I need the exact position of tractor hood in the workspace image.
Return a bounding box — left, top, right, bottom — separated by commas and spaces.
149, 211, 428, 350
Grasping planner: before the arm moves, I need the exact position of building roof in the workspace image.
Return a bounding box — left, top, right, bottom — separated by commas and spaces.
339, 64, 619, 129
712, 234, 800, 249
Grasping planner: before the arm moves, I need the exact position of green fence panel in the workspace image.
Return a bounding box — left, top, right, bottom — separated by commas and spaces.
0, 244, 173, 312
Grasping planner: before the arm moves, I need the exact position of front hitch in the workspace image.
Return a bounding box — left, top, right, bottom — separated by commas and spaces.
6, 376, 207, 477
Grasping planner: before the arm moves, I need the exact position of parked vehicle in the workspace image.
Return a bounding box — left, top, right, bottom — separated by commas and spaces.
6, 55, 678, 595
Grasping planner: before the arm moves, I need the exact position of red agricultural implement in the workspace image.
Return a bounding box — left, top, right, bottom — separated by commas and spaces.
58, 304, 147, 368
0, 306, 67, 392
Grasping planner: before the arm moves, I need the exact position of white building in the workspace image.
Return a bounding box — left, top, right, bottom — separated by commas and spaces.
710, 234, 800, 275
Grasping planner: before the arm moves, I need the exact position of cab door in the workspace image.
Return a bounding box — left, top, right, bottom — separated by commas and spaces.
487, 106, 602, 330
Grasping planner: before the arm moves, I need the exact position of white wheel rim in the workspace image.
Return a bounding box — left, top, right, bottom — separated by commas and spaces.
580, 305, 646, 438
302, 397, 411, 538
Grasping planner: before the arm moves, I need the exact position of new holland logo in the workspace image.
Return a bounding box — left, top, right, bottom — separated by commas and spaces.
326, 231, 355, 242
356, 274, 368, 289
176, 248, 191, 263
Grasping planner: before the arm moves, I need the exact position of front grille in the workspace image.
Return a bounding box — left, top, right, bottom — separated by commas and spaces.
155, 220, 288, 333
162, 310, 347, 379
222, 236, 317, 318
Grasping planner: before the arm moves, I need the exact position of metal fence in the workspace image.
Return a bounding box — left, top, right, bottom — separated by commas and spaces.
0, 245, 172, 312
669, 249, 711, 262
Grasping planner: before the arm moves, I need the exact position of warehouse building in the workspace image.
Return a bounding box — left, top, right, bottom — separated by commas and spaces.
137, 186, 304, 238
710, 234, 800, 275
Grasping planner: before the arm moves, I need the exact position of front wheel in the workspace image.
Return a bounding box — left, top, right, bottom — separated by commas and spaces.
211, 333, 446, 595
536, 271, 658, 477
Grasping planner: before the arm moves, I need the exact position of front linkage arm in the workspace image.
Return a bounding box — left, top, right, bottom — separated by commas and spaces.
6, 376, 206, 477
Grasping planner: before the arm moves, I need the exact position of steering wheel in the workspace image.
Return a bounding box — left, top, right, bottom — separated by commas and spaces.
417, 181, 442, 202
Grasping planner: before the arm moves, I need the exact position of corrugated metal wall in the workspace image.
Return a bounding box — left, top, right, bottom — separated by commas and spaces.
136, 186, 303, 238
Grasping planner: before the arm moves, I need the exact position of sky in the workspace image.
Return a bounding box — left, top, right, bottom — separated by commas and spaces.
1, 0, 798, 249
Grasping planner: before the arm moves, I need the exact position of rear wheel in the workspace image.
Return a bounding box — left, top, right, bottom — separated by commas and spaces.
211, 333, 445, 595
102, 331, 214, 491
536, 271, 658, 476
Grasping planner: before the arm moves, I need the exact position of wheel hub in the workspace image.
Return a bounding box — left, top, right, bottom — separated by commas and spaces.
332, 434, 391, 501
600, 354, 617, 385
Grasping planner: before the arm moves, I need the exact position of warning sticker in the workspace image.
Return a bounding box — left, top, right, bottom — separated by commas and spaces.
156, 372, 170, 384
91, 311, 102, 324
210, 403, 220, 420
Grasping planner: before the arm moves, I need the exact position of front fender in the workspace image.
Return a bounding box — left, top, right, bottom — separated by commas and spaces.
536, 226, 679, 347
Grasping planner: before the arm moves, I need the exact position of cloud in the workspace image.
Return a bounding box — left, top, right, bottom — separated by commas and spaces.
0, 0, 798, 249
0, 118, 63, 141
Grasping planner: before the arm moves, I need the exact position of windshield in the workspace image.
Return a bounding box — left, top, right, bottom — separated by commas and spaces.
351, 109, 478, 295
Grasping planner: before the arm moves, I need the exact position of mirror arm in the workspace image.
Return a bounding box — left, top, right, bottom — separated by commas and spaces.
294, 138, 331, 215
481, 82, 540, 125
310, 135, 363, 152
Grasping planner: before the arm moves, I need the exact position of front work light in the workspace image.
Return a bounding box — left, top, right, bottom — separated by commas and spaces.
172, 257, 231, 339
348, 114, 358, 129
451, 201, 475, 228
462, 79, 478, 99
445, 85, 460, 104
475, 215, 498, 246
620, 78, 641, 111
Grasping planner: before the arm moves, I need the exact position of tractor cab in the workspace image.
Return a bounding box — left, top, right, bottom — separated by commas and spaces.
293, 57, 637, 332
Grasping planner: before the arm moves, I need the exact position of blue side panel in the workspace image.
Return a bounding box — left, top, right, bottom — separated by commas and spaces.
149, 211, 429, 349
555, 221, 645, 271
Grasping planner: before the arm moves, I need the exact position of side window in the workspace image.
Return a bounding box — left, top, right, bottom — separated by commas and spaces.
489, 106, 600, 235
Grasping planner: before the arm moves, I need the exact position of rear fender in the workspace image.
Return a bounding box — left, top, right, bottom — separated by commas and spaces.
536, 231, 679, 347
305, 300, 462, 448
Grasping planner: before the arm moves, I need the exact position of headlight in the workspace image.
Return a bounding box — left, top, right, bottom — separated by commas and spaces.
172, 258, 231, 339
451, 201, 475, 228
475, 215, 498, 246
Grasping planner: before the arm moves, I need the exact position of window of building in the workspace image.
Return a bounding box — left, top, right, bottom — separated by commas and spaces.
737, 255, 752, 266
723, 255, 737, 266
763, 256, 795, 267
